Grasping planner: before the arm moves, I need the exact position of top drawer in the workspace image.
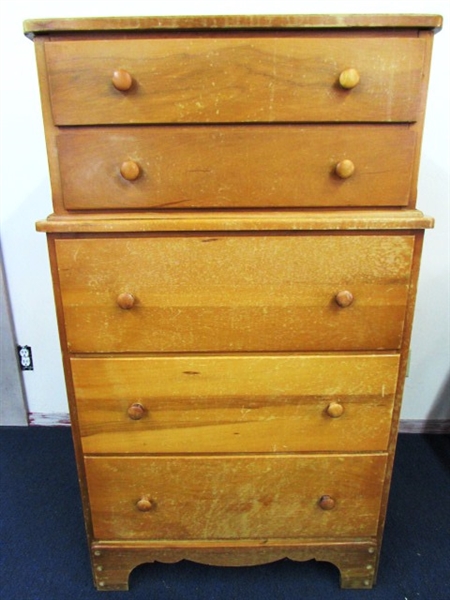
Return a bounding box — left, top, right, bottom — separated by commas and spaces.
44, 35, 427, 125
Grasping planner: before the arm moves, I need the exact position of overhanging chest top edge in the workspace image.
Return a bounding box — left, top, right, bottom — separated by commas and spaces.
35, 210, 435, 234
23, 14, 443, 39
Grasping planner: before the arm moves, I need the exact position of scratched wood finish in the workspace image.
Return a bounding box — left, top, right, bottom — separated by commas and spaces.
57, 124, 416, 209
44, 37, 426, 125
72, 353, 399, 454
55, 234, 414, 353
85, 454, 387, 540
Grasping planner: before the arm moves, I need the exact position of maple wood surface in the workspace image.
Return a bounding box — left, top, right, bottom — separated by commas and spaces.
27, 13, 440, 591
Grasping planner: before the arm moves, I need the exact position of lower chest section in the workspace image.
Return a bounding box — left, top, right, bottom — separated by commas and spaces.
54, 230, 414, 544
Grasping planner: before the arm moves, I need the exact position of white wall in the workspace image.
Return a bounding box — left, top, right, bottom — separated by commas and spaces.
1, 0, 448, 420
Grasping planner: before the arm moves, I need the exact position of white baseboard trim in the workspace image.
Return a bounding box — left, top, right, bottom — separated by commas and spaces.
28, 412, 71, 426
399, 419, 450, 434
27, 412, 450, 434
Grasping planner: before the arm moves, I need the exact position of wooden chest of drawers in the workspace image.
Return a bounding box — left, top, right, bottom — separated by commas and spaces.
25, 14, 441, 590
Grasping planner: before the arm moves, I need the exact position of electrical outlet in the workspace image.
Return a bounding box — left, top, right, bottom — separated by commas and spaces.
17, 345, 33, 371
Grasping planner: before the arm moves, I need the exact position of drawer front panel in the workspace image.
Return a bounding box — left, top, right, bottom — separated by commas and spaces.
58, 125, 416, 210
55, 234, 414, 353
45, 37, 426, 124
85, 454, 387, 540
73, 354, 399, 454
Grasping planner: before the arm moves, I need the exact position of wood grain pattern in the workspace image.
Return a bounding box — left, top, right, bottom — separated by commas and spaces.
45, 37, 426, 124
85, 454, 387, 540
72, 353, 399, 454
57, 124, 416, 209
55, 234, 414, 353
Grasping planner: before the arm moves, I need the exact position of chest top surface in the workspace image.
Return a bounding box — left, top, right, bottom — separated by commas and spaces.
23, 14, 443, 37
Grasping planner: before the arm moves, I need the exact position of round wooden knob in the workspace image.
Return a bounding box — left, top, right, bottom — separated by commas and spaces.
136, 496, 154, 512
112, 68, 133, 91
335, 290, 354, 308
335, 159, 355, 179
339, 68, 360, 89
326, 402, 344, 418
127, 403, 145, 420
120, 160, 140, 181
319, 495, 336, 510
117, 292, 135, 310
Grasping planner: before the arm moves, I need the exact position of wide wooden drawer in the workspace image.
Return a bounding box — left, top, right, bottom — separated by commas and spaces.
73, 353, 399, 454
45, 36, 426, 124
58, 125, 416, 210
55, 234, 414, 353
85, 454, 387, 540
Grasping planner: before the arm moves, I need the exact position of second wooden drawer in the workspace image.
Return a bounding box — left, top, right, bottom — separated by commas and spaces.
57, 124, 416, 210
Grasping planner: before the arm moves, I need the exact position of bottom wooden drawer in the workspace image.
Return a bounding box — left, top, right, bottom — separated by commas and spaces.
85, 454, 387, 541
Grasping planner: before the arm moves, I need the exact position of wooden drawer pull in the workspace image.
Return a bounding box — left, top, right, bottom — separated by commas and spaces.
319, 495, 336, 510
112, 68, 133, 91
120, 160, 140, 181
335, 290, 354, 308
127, 403, 145, 420
117, 292, 135, 310
136, 496, 154, 512
326, 402, 344, 418
339, 68, 360, 89
335, 159, 355, 179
